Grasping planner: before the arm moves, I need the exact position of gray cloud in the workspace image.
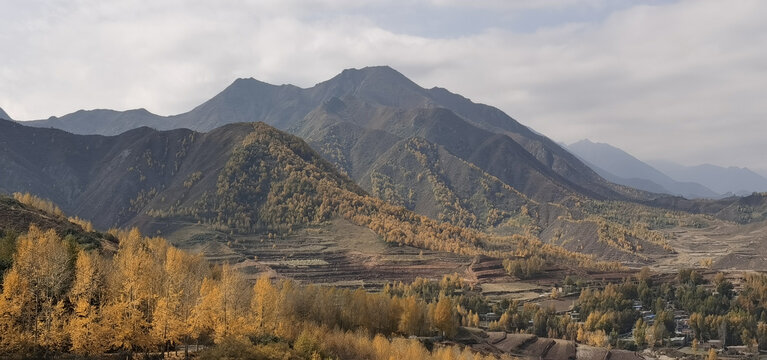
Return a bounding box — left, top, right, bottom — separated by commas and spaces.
1, 0, 765, 169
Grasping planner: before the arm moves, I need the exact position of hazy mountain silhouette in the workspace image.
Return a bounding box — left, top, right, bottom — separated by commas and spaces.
25, 108, 162, 136
567, 139, 719, 199
650, 160, 767, 195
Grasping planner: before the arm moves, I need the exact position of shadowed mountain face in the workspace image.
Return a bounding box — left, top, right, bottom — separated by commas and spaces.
0, 119, 248, 228
567, 139, 719, 199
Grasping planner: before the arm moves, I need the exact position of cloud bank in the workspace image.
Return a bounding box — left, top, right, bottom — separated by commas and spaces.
1, 0, 765, 170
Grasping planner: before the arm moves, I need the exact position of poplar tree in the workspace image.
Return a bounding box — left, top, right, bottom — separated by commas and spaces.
433, 295, 457, 338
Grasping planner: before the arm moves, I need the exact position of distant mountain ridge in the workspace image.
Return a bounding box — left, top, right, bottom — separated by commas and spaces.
650, 160, 767, 195
567, 139, 719, 199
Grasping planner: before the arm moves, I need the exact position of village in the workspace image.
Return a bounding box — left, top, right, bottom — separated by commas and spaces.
453, 261, 765, 359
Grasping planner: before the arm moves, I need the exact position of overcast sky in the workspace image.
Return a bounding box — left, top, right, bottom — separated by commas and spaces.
2, 0, 766, 172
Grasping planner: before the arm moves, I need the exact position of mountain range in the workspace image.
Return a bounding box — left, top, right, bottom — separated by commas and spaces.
567, 139, 767, 198
6, 66, 767, 267
567, 140, 719, 199
649, 160, 767, 196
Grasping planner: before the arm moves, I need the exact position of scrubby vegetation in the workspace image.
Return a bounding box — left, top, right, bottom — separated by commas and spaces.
13, 192, 65, 217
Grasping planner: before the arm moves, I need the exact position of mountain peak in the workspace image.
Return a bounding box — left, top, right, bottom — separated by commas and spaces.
340, 65, 400, 76
228, 76, 275, 89
0, 107, 11, 120
315, 66, 428, 109
324, 66, 419, 89
571, 139, 602, 147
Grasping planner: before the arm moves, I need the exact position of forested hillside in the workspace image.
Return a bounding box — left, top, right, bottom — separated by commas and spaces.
0, 119, 629, 274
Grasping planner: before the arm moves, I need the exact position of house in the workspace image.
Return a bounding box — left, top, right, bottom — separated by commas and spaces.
481, 312, 501, 322
568, 311, 580, 322
700, 340, 724, 350
669, 336, 687, 347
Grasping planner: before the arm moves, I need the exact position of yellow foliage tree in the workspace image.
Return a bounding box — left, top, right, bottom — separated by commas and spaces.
68, 298, 108, 355
0, 225, 72, 350
399, 295, 429, 336
432, 295, 457, 338
251, 274, 278, 334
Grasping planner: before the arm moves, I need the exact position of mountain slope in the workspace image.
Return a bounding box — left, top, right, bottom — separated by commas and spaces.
0, 194, 116, 252
568, 139, 719, 199
650, 160, 767, 195
0, 118, 247, 228
0, 107, 10, 120
2, 119, 628, 269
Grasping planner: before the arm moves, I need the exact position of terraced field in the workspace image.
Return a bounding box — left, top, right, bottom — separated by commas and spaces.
653, 219, 767, 273
163, 217, 470, 288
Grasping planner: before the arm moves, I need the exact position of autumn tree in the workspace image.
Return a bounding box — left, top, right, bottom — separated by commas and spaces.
0, 268, 34, 351
152, 246, 207, 355
190, 263, 250, 343
432, 295, 458, 338
0, 225, 73, 351
633, 318, 647, 347
707, 348, 718, 360
399, 296, 429, 336
68, 298, 108, 355
103, 228, 161, 352
67, 249, 109, 355
251, 274, 278, 334
66, 245, 109, 356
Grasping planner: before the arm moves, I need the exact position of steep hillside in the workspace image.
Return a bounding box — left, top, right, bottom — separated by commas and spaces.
712, 192, 767, 224
568, 139, 719, 199
299, 98, 582, 203
0, 193, 116, 260
0, 119, 247, 228
358, 137, 536, 231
